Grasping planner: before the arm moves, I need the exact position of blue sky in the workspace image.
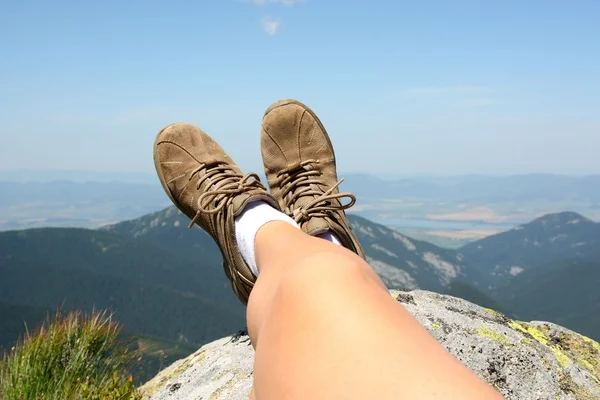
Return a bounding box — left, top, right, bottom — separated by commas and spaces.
1, 0, 599, 176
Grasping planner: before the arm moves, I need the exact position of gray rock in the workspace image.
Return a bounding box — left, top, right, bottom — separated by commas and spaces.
140, 290, 600, 400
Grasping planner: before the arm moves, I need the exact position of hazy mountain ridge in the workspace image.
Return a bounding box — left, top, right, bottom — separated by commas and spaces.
347, 209, 600, 340
3, 173, 600, 231
0, 181, 170, 230
0, 207, 488, 352
105, 207, 501, 311
0, 227, 246, 348
101, 206, 222, 268
456, 211, 600, 340
0, 227, 232, 301
4, 172, 600, 201
499, 258, 600, 340
347, 214, 481, 291
341, 173, 600, 202
0, 302, 49, 351
460, 211, 600, 288
103, 206, 480, 293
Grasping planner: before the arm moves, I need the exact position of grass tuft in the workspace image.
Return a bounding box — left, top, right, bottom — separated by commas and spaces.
0, 309, 141, 399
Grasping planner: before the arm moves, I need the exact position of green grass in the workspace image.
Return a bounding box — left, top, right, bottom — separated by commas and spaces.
0, 309, 141, 399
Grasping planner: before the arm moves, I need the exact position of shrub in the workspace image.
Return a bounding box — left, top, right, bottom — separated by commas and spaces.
0, 309, 141, 399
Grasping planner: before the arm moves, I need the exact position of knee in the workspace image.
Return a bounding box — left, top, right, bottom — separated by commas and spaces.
275, 250, 380, 301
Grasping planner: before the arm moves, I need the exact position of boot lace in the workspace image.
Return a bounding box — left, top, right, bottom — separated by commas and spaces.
274, 159, 356, 224
187, 162, 264, 228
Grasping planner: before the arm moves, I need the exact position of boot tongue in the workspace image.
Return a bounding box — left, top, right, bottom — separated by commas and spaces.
304, 216, 330, 236
232, 192, 279, 216
294, 186, 331, 235
305, 214, 354, 252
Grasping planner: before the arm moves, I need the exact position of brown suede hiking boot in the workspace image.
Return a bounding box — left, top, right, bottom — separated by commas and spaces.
261, 99, 365, 258
154, 122, 279, 305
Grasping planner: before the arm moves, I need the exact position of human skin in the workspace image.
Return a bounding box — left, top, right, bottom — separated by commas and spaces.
245, 221, 504, 400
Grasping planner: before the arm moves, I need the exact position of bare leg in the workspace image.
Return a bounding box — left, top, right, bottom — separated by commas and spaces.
247, 221, 503, 400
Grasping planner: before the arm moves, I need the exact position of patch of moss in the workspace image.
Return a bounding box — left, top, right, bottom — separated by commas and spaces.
521, 337, 533, 346
507, 321, 573, 368
508, 321, 550, 345
431, 322, 441, 330
484, 308, 499, 316
476, 323, 509, 344
551, 344, 571, 368
558, 371, 597, 400
582, 336, 600, 353
557, 332, 600, 386
580, 359, 595, 372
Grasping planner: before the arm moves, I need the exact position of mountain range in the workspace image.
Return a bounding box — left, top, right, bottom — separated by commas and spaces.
340, 173, 600, 203
462, 211, 600, 288
1, 206, 598, 380
460, 212, 600, 339
2, 173, 600, 231
0, 227, 245, 345
0, 207, 493, 347
3, 171, 600, 203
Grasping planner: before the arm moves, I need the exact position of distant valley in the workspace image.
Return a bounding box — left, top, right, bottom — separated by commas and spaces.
0, 181, 171, 230
2, 173, 599, 249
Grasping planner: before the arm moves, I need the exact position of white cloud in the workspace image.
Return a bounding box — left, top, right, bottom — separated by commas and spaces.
261, 17, 281, 36
247, 0, 305, 6
244, 0, 303, 36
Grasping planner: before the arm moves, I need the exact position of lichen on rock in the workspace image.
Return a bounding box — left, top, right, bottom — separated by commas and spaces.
140, 290, 600, 400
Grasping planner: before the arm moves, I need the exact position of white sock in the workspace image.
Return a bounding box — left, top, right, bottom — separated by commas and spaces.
234, 201, 299, 276
317, 231, 342, 246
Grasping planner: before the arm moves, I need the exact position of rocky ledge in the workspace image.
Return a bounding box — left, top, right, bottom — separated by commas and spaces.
140, 290, 600, 400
